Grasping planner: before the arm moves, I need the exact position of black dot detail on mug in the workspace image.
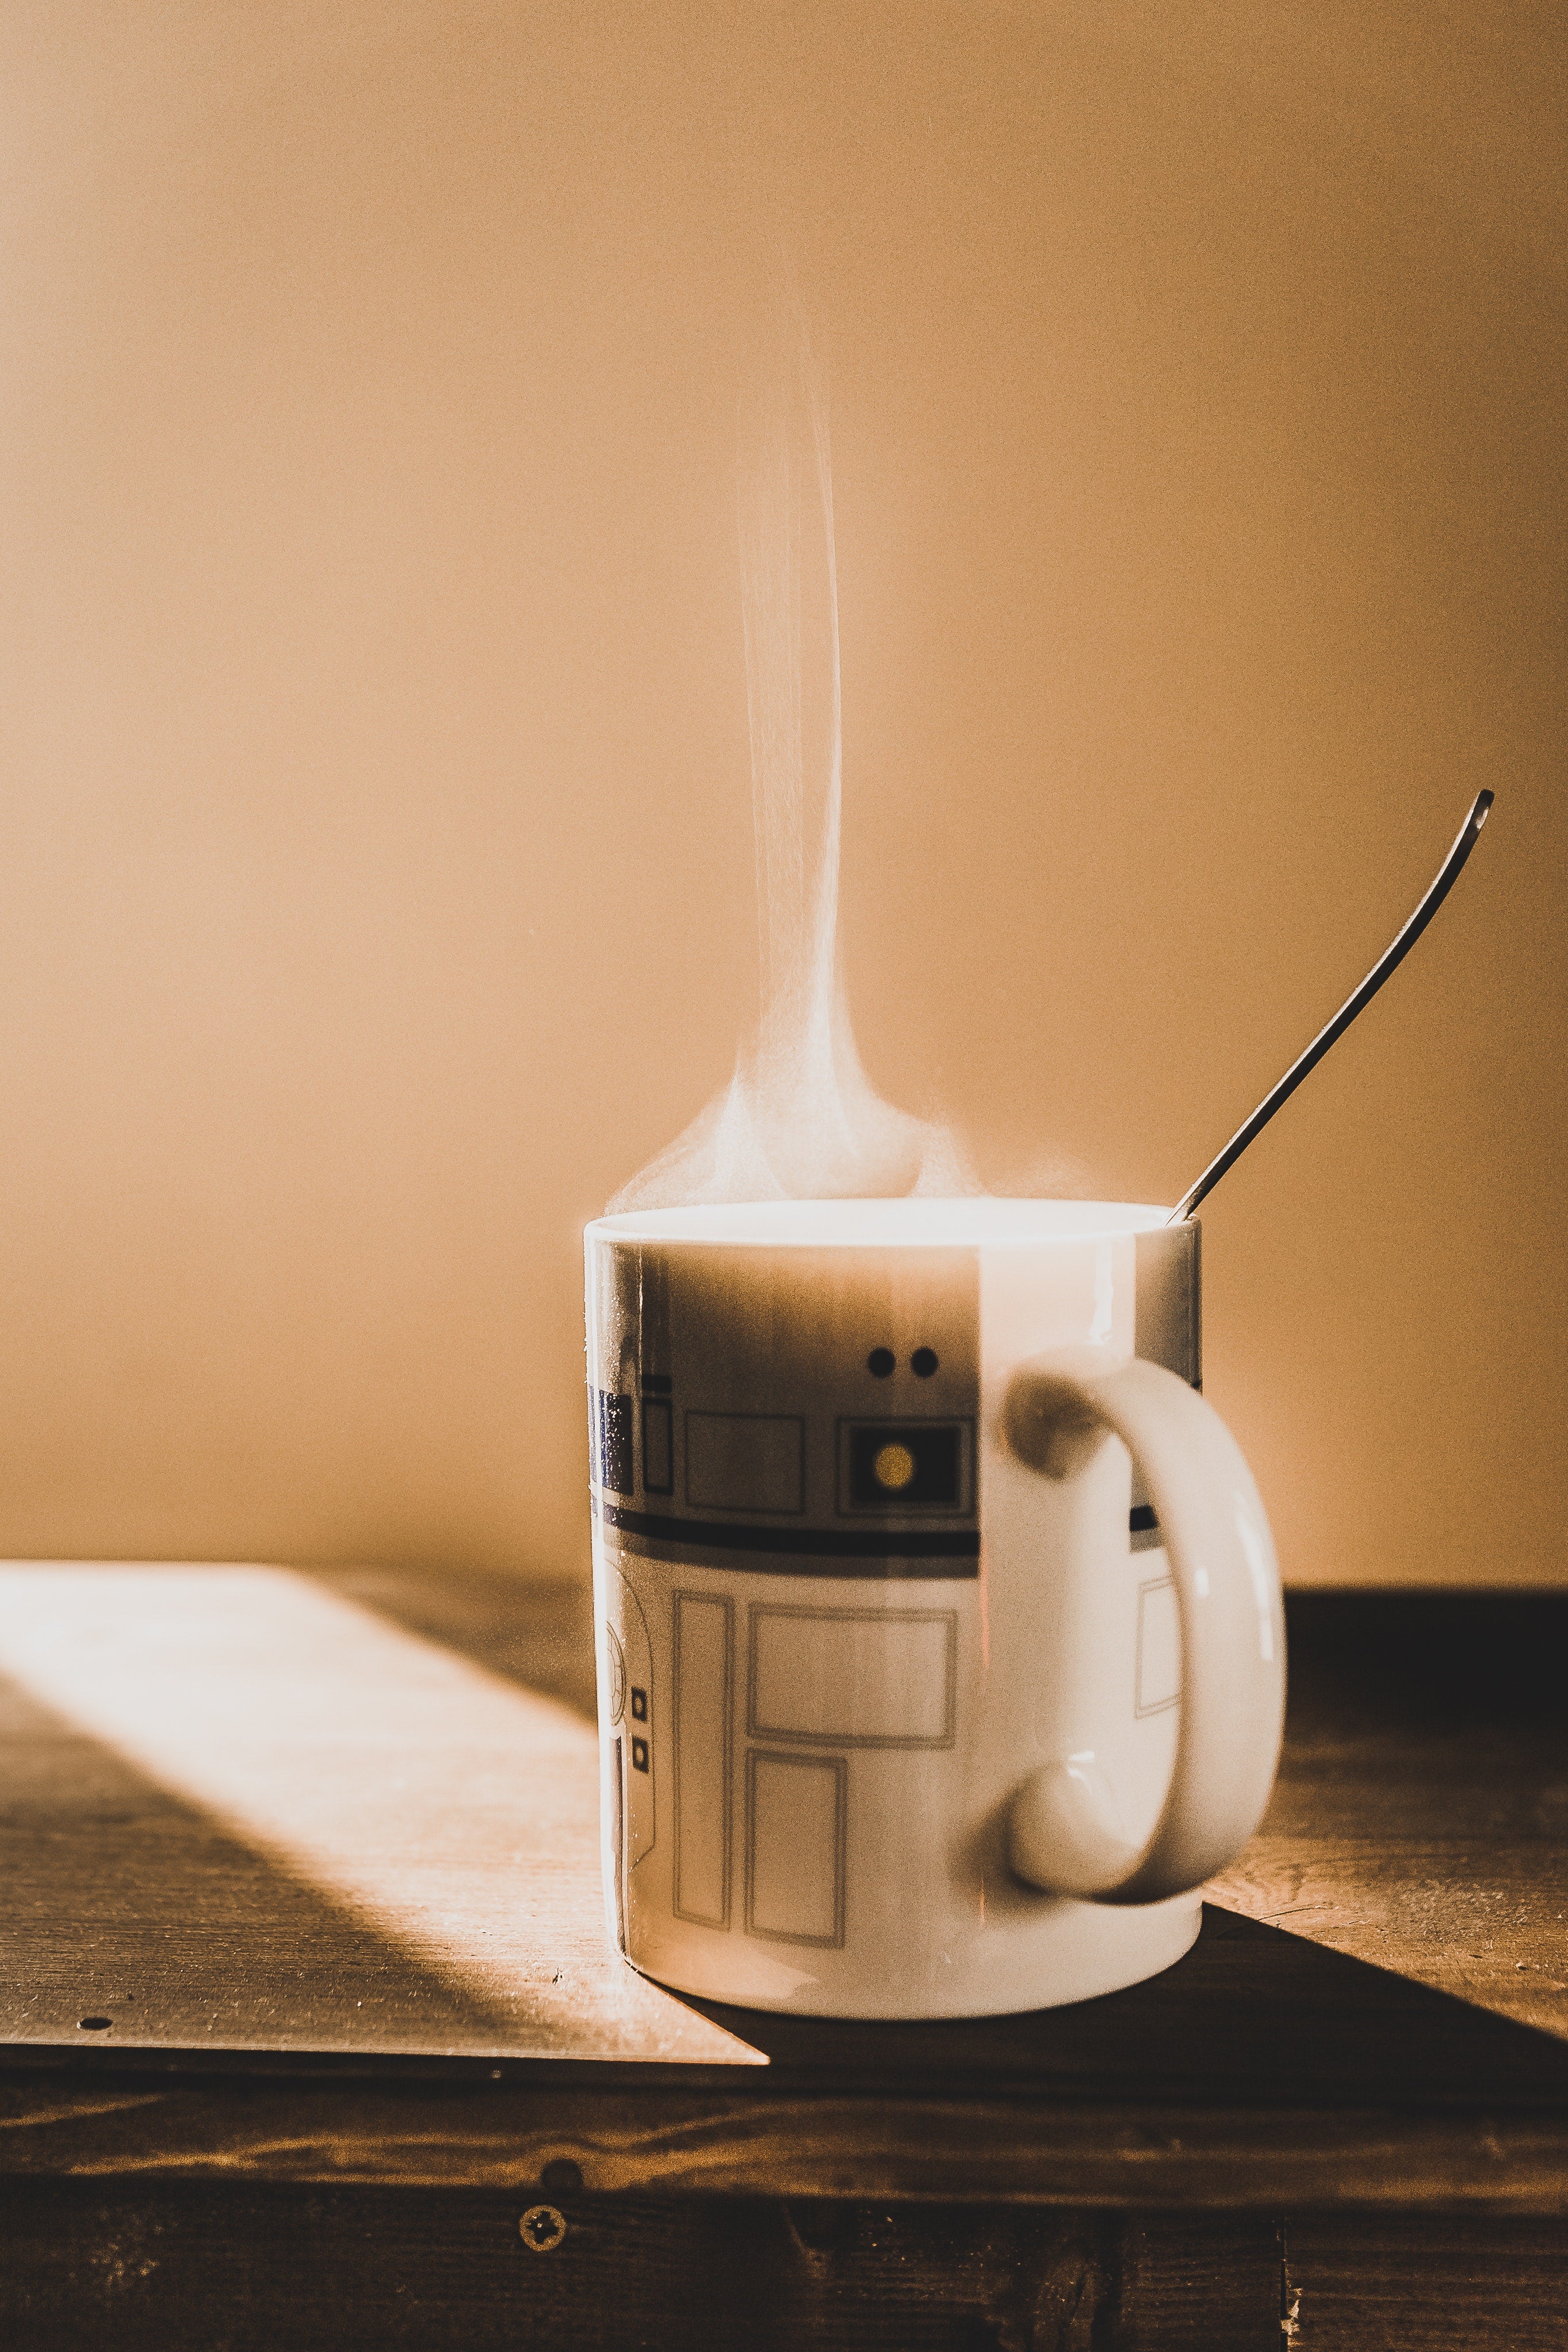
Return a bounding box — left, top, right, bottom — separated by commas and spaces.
912, 1348, 939, 1378
867, 1348, 896, 1378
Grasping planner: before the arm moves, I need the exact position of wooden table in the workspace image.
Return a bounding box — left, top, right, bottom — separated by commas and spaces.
2, 1564, 1565, 2349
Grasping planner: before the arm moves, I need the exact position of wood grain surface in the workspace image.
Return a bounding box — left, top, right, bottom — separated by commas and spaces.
0, 2183, 1288, 2352
6, 2072, 1568, 2209
1211, 1593, 1568, 2045
1, 1571, 1566, 2219
2, 2184, 1566, 2351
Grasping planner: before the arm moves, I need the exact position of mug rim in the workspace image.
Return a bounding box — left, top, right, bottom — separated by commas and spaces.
586, 1198, 1187, 1248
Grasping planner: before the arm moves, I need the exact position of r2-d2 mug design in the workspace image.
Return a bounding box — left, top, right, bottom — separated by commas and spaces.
584, 1198, 1284, 2019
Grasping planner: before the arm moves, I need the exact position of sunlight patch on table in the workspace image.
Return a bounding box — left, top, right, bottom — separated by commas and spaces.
0, 1564, 761, 2064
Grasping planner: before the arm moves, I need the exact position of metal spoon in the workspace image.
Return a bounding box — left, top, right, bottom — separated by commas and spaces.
1169, 790, 1495, 1224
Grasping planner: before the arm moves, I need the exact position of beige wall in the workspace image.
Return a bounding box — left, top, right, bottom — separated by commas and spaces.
1, 2, 1561, 1584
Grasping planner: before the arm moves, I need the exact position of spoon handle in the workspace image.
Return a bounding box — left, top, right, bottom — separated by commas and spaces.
1169, 790, 1495, 1225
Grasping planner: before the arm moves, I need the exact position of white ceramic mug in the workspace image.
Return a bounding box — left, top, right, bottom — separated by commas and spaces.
583, 1198, 1284, 2019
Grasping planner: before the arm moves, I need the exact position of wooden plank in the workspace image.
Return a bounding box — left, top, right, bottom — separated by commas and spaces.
1211, 1838, 1568, 2039
2, 1570, 1567, 2216
0, 2183, 1285, 2352
1210, 1594, 1568, 2042
1285, 2213, 1568, 2350
2, 1568, 1565, 2091
10, 2184, 1568, 2351
4, 2075, 1568, 2208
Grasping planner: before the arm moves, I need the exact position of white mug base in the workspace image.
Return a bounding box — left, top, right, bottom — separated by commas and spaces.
620, 1893, 1202, 2020
594, 1544, 1201, 2022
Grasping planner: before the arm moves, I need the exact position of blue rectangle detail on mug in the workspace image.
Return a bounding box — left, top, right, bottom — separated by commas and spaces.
598, 1391, 633, 1496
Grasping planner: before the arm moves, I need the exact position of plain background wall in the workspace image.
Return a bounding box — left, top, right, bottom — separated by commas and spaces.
1, 1, 1562, 1585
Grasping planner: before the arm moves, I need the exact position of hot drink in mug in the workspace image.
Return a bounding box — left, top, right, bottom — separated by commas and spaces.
584, 1197, 1283, 2019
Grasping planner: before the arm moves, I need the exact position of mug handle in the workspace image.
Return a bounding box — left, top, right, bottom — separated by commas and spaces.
1003, 1347, 1286, 1906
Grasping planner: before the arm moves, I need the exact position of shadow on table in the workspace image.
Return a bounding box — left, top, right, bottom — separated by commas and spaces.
678, 1903, 1568, 2105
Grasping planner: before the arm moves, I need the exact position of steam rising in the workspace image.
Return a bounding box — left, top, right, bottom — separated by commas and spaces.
610, 358, 976, 1212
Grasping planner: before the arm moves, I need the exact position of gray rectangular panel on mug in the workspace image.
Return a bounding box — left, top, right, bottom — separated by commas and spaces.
685, 1412, 805, 1515
746, 1750, 846, 1948
1136, 1576, 1181, 1717
673, 1591, 733, 1927
748, 1607, 957, 1748
641, 1398, 673, 1496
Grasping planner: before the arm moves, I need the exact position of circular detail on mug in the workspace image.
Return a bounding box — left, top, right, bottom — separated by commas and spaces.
872, 1441, 917, 1492
867, 1348, 896, 1378
911, 1348, 939, 1378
